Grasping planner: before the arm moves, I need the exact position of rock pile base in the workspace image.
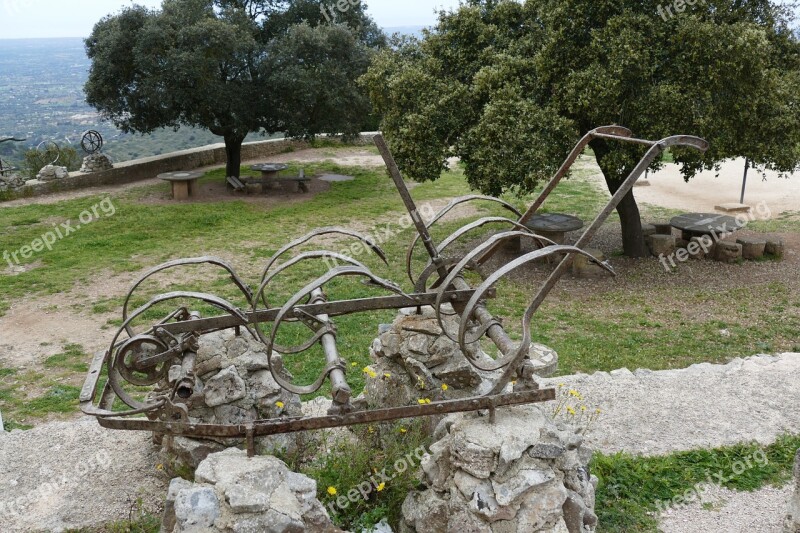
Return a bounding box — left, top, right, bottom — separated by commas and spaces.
36, 165, 69, 181
80, 153, 114, 173
161, 448, 343, 533
399, 405, 597, 533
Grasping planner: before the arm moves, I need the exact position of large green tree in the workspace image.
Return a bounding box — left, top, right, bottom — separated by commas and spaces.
85, 0, 384, 177
363, 0, 800, 257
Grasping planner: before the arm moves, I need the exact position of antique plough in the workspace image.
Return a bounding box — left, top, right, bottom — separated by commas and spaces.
80, 126, 708, 453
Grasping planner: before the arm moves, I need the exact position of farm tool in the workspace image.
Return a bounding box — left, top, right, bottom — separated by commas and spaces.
80, 126, 708, 454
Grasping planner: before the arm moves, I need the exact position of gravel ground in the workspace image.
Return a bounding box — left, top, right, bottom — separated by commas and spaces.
0, 418, 167, 532
658, 484, 791, 533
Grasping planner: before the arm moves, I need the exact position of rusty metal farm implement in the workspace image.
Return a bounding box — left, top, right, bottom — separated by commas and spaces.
80, 126, 708, 453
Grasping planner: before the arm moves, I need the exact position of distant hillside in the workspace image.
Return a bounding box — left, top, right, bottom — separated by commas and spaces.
383, 26, 426, 38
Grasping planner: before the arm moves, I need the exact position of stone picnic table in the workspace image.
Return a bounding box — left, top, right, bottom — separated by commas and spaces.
158, 170, 204, 200
248, 163, 289, 194
524, 213, 585, 244
670, 212, 740, 240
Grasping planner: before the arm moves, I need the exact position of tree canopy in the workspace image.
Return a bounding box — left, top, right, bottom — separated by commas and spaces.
362, 0, 800, 256
85, 0, 384, 177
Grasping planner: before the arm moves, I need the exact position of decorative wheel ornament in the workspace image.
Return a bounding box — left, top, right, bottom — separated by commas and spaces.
80, 130, 103, 155
36, 140, 60, 165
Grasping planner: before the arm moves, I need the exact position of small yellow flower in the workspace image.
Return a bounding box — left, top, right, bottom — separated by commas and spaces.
568, 389, 580, 397
384, 373, 391, 378
567, 406, 577, 416
595, 408, 602, 414
558, 383, 566, 388
368, 426, 375, 433
441, 383, 449, 391
376, 482, 386, 492
362, 366, 377, 378
156, 464, 164, 471
351, 362, 358, 367
399, 427, 407, 433
275, 401, 285, 409
327, 486, 337, 496
581, 405, 587, 412
417, 398, 431, 405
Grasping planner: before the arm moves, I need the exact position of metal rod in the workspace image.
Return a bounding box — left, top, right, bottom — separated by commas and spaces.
740, 158, 750, 205
310, 288, 351, 405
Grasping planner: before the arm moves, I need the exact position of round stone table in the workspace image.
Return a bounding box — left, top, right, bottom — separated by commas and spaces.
524, 213, 585, 245
158, 171, 204, 200
250, 163, 289, 194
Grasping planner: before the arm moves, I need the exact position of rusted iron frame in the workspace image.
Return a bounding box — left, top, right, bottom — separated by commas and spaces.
153, 289, 491, 336
93, 388, 556, 441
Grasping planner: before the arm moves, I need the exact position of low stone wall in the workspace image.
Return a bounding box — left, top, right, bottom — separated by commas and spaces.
0, 133, 377, 202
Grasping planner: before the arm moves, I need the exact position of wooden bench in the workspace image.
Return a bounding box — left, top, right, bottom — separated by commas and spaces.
226, 176, 248, 193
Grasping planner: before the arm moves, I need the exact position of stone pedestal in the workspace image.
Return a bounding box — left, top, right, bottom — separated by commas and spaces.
399, 405, 597, 533
785, 449, 800, 533
36, 165, 69, 181
80, 153, 114, 173
766, 237, 785, 258
161, 449, 343, 533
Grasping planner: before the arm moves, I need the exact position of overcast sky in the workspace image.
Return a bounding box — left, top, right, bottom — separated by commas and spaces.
0, 0, 462, 39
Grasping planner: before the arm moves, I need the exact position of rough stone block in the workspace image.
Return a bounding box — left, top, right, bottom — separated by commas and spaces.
688, 236, 715, 260
647, 234, 676, 257
715, 242, 742, 263
736, 236, 767, 260
572, 248, 610, 279
641, 223, 657, 237
766, 237, 785, 257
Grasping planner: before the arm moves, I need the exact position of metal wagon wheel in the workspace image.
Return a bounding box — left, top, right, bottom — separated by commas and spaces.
36, 140, 61, 166
81, 130, 103, 154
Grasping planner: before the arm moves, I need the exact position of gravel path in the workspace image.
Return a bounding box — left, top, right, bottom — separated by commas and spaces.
0, 418, 167, 532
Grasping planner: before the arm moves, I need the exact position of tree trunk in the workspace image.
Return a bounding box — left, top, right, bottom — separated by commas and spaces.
591, 140, 649, 258
223, 133, 246, 178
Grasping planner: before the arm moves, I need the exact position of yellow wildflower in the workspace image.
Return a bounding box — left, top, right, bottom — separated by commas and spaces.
567, 406, 577, 416
399, 427, 407, 434
351, 362, 358, 367
441, 384, 449, 391
275, 401, 285, 409
384, 373, 391, 378
377, 482, 386, 492
327, 487, 337, 496
418, 398, 431, 405
362, 366, 377, 378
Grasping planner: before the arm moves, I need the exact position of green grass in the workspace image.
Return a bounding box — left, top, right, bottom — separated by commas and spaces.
594, 434, 800, 531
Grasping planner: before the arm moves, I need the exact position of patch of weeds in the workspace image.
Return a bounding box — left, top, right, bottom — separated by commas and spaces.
19, 385, 81, 417
594, 434, 800, 532
2, 420, 33, 431
0, 367, 17, 378
285, 419, 433, 531
44, 343, 90, 372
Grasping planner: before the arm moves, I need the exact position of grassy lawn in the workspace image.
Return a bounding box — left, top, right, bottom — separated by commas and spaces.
1, 155, 799, 425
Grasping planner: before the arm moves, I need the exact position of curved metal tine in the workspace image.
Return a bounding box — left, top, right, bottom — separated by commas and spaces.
433, 231, 558, 345
405, 195, 522, 284
108, 291, 252, 412
457, 246, 614, 372
261, 266, 409, 395
122, 257, 252, 337
260, 227, 388, 284
254, 251, 371, 312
